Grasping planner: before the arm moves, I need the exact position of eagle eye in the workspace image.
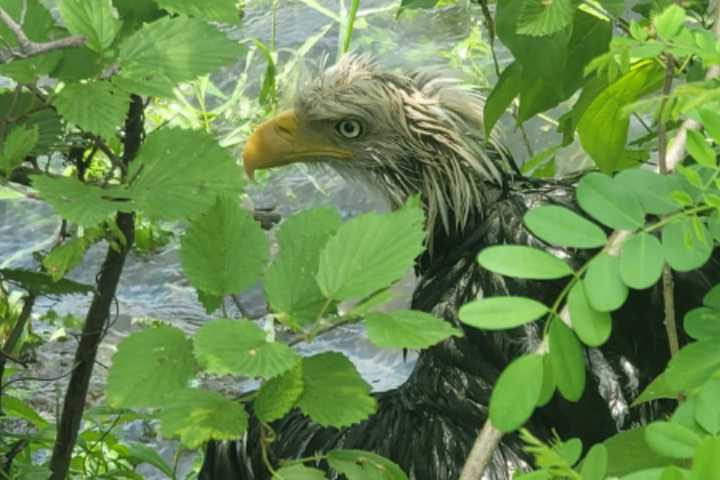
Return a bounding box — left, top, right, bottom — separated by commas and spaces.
336, 118, 363, 139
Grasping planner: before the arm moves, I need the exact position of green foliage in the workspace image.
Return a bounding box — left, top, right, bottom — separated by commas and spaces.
153, 0, 240, 23
254, 364, 304, 423
364, 310, 461, 349
1, 125, 38, 172
58, 0, 122, 54
523, 205, 607, 248
567, 280, 612, 347
489, 354, 543, 432
326, 450, 408, 480
53, 81, 130, 140
273, 465, 327, 480
576, 172, 645, 230
180, 196, 267, 296
193, 319, 299, 379
619, 233, 665, 289
459, 296, 548, 330
549, 319, 585, 402
477, 245, 574, 280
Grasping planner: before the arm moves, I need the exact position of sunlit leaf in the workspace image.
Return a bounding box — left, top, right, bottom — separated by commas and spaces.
620, 233, 665, 289
699, 109, 720, 144
692, 437, 720, 478
298, 353, 376, 427
107, 326, 196, 408
254, 363, 304, 423
459, 296, 548, 330
59, 0, 121, 53
644, 421, 700, 459
523, 205, 607, 248
517, 0, 573, 37
568, 280, 611, 347
159, 388, 248, 448
550, 319, 585, 402
653, 4, 686, 40
364, 310, 461, 349
477, 245, 573, 280
584, 253, 628, 312
317, 201, 424, 301
193, 319, 298, 379
664, 340, 720, 394
53, 81, 130, 140
489, 354, 544, 432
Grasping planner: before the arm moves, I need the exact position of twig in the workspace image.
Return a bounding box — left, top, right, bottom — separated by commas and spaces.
0, 7, 84, 59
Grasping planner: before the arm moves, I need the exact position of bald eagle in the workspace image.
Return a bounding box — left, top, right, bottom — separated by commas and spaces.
200, 56, 714, 479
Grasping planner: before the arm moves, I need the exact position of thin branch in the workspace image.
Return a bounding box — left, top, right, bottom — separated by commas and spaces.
0, 7, 84, 59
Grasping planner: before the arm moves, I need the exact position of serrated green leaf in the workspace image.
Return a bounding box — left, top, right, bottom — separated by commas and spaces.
477, 245, 573, 280
154, 0, 240, 22
581, 444, 608, 480
517, 0, 573, 37
550, 319, 586, 402
197, 290, 223, 315
58, 0, 121, 53
489, 354, 543, 432
459, 296, 548, 330
0, 268, 93, 296
692, 436, 720, 478
364, 310, 461, 349
584, 253, 628, 312
327, 450, 408, 480
614, 169, 683, 215
662, 219, 712, 272
128, 128, 244, 221
159, 388, 248, 448
317, 201, 424, 301
684, 307, 720, 341
568, 280, 612, 347
180, 197, 267, 296
53, 81, 130, 140
31, 175, 133, 227
273, 465, 327, 480
620, 233, 665, 290
654, 4, 686, 41
193, 319, 298, 379
523, 205, 607, 248
695, 380, 720, 435
107, 326, 196, 408
265, 208, 342, 326
254, 363, 304, 423
484, 61, 523, 137
298, 352, 376, 427
577, 173, 645, 229
686, 130, 716, 168
645, 421, 700, 459
1, 125, 38, 171
578, 63, 664, 172
117, 16, 243, 88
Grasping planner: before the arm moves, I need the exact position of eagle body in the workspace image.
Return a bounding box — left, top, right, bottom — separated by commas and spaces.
200, 56, 717, 479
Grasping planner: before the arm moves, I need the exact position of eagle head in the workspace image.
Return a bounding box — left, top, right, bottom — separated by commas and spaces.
243, 54, 508, 234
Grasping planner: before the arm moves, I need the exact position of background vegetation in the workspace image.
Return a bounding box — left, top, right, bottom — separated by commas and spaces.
1, 0, 720, 479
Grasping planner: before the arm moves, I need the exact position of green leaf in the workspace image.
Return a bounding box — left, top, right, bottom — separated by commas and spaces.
662, 219, 712, 272
273, 465, 327, 480
578, 63, 664, 172
477, 245, 573, 280
125, 443, 174, 478
2, 396, 48, 428
364, 310, 461, 349
704, 284, 720, 309
53, 81, 130, 140
107, 326, 196, 408
664, 340, 720, 395
523, 205, 607, 248
180, 196, 267, 296
459, 296, 548, 330
254, 363, 304, 423
298, 352, 376, 427
686, 130, 716, 168
399, 0, 437, 9
699, 109, 720, 144
154, 0, 240, 22
0, 268, 93, 296
620, 233, 665, 290
42, 237, 89, 281
695, 380, 720, 435
58, 0, 121, 53
265, 208, 342, 326
580, 444, 608, 480
517, 0, 573, 37
550, 319, 586, 402
327, 450, 408, 480
684, 307, 720, 341
645, 421, 701, 459
159, 388, 248, 448
692, 437, 720, 479
568, 280, 612, 347
614, 169, 682, 215
584, 253, 628, 312
316, 201, 424, 301
537, 354, 556, 407
603, 427, 679, 476
577, 173, 645, 229
128, 128, 245, 221
484, 62, 522, 137
31, 175, 133, 227
193, 319, 298, 379
489, 354, 544, 432
654, 4, 686, 40
117, 16, 243, 89
1, 125, 38, 171
522, 145, 559, 178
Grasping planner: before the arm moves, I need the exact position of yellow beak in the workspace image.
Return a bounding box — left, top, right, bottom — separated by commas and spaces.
242, 110, 352, 180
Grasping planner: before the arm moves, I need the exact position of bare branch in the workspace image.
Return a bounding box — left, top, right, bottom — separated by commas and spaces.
0, 7, 84, 60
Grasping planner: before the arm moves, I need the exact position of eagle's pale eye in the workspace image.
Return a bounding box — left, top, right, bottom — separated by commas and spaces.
336, 118, 363, 139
